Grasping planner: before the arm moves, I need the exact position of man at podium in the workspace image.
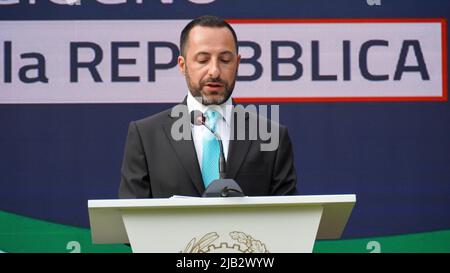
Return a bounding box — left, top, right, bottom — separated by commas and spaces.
118, 15, 297, 199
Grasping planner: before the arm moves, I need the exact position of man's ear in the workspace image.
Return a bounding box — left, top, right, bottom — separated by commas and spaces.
178, 56, 186, 75
234, 53, 241, 72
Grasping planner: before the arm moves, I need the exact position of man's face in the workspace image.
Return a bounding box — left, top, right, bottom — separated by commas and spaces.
178, 26, 241, 105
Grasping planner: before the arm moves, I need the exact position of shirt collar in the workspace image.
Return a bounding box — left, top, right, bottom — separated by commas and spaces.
186, 91, 233, 126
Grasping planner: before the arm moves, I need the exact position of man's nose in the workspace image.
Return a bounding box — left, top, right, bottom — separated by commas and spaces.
208, 60, 220, 79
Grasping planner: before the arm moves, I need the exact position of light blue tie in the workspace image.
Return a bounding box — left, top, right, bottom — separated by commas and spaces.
201, 109, 220, 188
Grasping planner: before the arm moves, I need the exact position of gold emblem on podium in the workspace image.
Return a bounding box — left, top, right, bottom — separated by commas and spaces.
181, 231, 269, 253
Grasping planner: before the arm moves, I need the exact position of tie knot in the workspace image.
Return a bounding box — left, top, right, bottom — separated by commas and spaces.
205, 109, 220, 130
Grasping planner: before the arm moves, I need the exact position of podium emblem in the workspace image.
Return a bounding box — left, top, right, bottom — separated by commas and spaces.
181, 231, 269, 253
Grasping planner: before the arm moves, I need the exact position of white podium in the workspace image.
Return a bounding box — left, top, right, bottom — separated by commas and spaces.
88, 195, 356, 253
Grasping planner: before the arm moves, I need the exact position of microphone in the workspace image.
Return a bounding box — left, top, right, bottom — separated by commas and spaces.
190, 110, 245, 197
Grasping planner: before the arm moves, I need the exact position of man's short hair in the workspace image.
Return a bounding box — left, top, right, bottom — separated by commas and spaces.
180, 15, 238, 57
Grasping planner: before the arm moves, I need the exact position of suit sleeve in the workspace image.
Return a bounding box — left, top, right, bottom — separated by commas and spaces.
118, 121, 152, 198
270, 126, 298, 195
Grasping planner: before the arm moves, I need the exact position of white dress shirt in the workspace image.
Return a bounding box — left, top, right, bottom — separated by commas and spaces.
186, 92, 232, 172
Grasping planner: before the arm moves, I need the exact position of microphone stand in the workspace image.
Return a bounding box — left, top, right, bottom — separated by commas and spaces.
201, 121, 226, 180
190, 110, 245, 197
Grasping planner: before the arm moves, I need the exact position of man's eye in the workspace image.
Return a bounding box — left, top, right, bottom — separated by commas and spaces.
197, 59, 208, 64
221, 59, 231, 63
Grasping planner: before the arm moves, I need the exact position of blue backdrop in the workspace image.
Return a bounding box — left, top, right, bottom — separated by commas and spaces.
0, 0, 449, 240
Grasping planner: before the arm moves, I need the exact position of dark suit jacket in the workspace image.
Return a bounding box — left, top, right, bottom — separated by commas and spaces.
118, 100, 297, 198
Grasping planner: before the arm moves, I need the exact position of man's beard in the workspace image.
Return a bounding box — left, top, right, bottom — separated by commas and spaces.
185, 68, 236, 106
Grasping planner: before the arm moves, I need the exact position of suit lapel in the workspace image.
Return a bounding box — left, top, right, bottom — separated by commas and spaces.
162, 102, 205, 195
226, 108, 252, 179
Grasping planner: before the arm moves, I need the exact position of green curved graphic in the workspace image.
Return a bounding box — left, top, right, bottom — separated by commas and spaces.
0, 210, 131, 253
1, 210, 449, 253
314, 230, 450, 253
